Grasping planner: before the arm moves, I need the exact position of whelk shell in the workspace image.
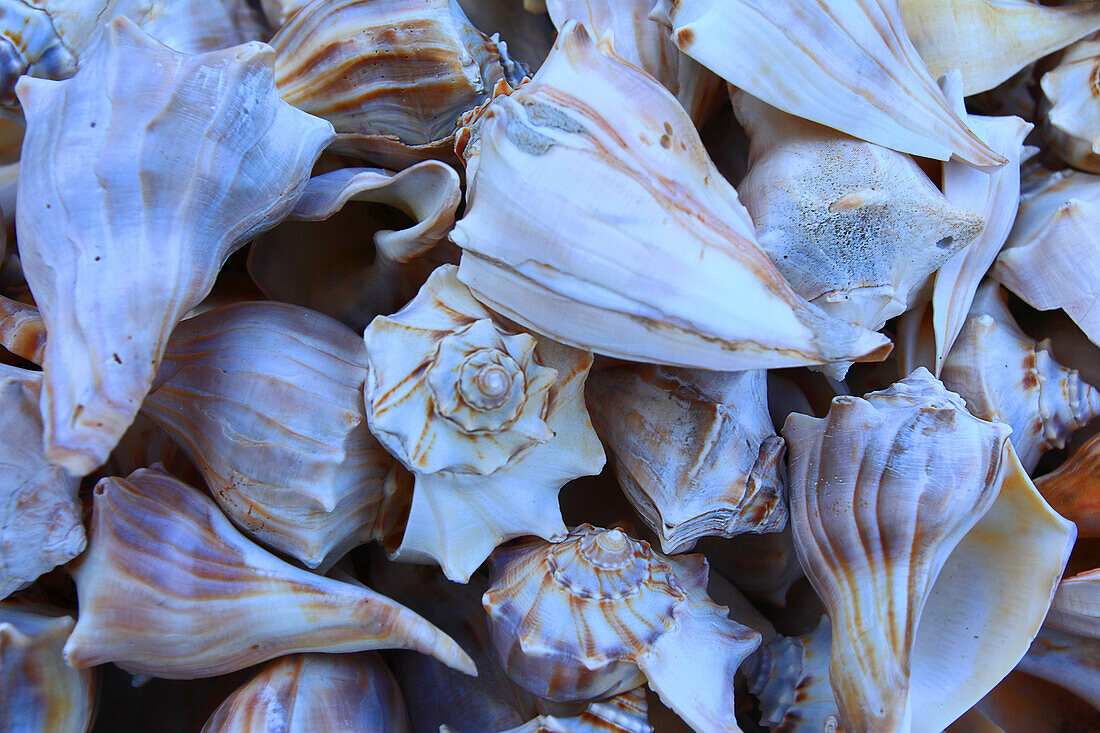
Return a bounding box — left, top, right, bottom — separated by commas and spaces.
1035, 431, 1100, 537
499, 687, 654, 733
62, 467, 476, 678
1046, 567, 1100, 640
1041, 37, 1100, 173
451, 22, 891, 372
15, 17, 334, 474
1017, 626, 1100, 711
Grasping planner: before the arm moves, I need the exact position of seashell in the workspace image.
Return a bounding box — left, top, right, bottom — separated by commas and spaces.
0, 602, 96, 733
97, 412, 201, 488
784, 368, 1076, 733
1035, 432, 1100, 538
141, 301, 392, 570
545, 0, 723, 127
697, 530, 805, 608
201, 652, 410, 732
1046, 568, 1100, 639
271, 0, 525, 169
949, 669, 1100, 733
585, 364, 787, 554
743, 615, 842, 733
1041, 38, 1100, 173
15, 17, 335, 474
259, 0, 304, 27
364, 265, 604, 582
457, 0, 557, 71
900, 0, 1100, 96
137, 0, 270, 55
451, 22, 892, 373
62, 467, 477, 679
1017, 626, 1100, 710
482, 524, 762, 732
650, 0, 1005, 166
0, 0, 77, 109
930, 73, 1033, 375
0, 364, 83, 599
0, 293, 46, 365
941, 282, 1100, 472
499, 687, 654, 733
733, 89, 982, 372
992, 168, 1100, 346
248, 161, 462, 332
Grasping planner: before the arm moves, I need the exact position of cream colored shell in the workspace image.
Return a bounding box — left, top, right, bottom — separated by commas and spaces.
1047, 568, 1100, 639
500, 687, 654, 733
1042, 38, 1100, 173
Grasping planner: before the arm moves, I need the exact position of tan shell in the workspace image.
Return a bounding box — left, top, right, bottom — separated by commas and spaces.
1035, 431, 1100, 538
941, 282, 1100, 472
201, 652, 410, 732
272, 0, 524, 169
62, 468, 476, 679
586, 364, 787, 554
651, 0, 1004, 166
364, 264, 604, 582
451, 22, 891, 372
15, 18, 334, 474
0, 603, 96, 733
483, 524, 761, 732
143, 301, 392, 570
785, 369, 1075, 732
0, 365, 83, 599
1047, 568, 1100, 639
1041, 38, 1100, 173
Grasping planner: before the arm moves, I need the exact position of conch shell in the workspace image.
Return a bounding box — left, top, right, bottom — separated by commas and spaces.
15, 17, 335, 474
0, 603, 96, 733
0, 364, 83, 599
585, 364, 787, 554
363, 264, 604, 582
62, 468, 476, 679
544, 0, 723, 126
482, 524, 762, 732
650, 0, 1004, 166
992, 168, 1100, 346
201, 652, 410, 732
142, 301, 391, 570
733, 90, 982, 366
941, 282, 1100, 472
499, 687, 653, 733
1046, 568, 1100, 640
784, 368, 1076, 732
900, 0, 1100, 95
743, 616, 842, 733
272, 0, 524, 168
1035, 432, 1100, 538
451, 22, 891, 372
1041, 38, 1100, 173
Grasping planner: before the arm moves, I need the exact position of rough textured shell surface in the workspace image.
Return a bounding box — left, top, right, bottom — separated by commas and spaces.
585, 364, 787, 554
14, 17, 335, 475
483, 524, 761, 732
364, 264, 604, 583
61, 468, 475, 679
452, 22, 891, 372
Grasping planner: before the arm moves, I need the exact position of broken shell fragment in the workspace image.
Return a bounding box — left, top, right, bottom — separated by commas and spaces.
941, 282, 1100, 472
0, 603, 96, 733
142, 301, 391, 570
62, 468, 476, 679
15, 17, 335, 474
201, 652, 410, 732
784, 369, 1076, 732
452, 22, 891, 372
585, 364, 787, 554
651, 0, 1004, 166
1041, 38, 1100, 173
0, 364, 83, 600
272, 0, 524, 168
483, 524, 761, 733
364, 264, 604, 582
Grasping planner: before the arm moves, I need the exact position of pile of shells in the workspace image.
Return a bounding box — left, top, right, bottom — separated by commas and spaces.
4, 0, 1100, 731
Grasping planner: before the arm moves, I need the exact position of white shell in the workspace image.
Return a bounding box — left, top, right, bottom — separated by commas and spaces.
1046, 568, 1100, 639
364, 264, 604, 582
15, 18, 334, 474
483, 525, 761, 732
142, 301, 391, 570
586, 365, 787, 554
784, 369, 1076, 733
1041, 38, 1100, 173
734, 90, 982, 360
201, 652, 410, 732
1017, 626, 1100, 710
451, 22, 891, 372
651, 0, 1004, 166
992, 168, 1100, 346
941, 282, 1100, 472
901, 0, 1100, 95
500, 687, 654, 733
0, 365, 83, 599
0, 603, 95, 733
62, 468, 476, 679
